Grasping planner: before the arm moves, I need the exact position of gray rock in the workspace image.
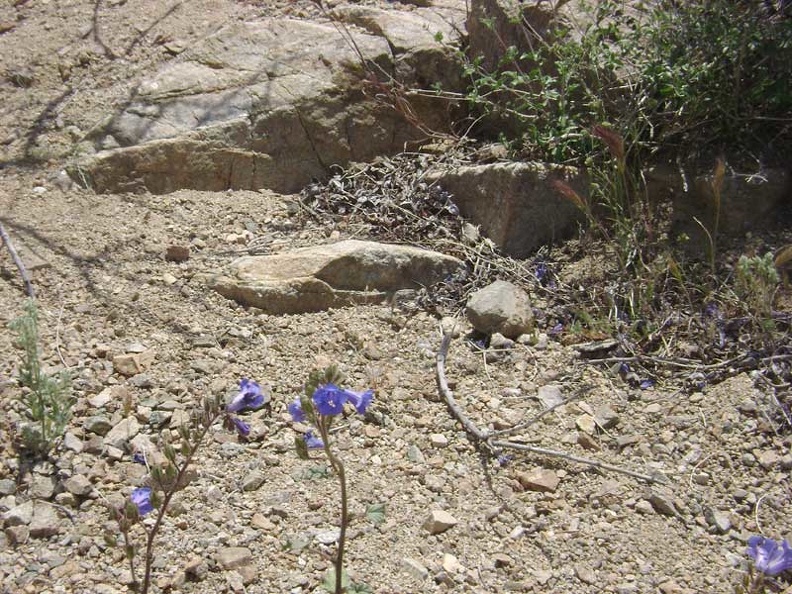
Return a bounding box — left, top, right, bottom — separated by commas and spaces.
402, 557, 430, 580
426, 162, 586, 257
211, 240, 463, 314
4, 524, 29, 545
466, 280, 534, 339
103, 417, 141, 449
84, 415, 113, 436
537, 384, 564, 409
29, 476, 56, 500
29, 503, 61, 538
704, 508, 731, 534
516, 468, 560, 493
241, 471, 266, 492
62, 475, 94, 497
3, 501, 34, 527
0, 479, 15, 496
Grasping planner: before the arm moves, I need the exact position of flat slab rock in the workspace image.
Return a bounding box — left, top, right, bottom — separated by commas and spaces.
210, 239, 463, 314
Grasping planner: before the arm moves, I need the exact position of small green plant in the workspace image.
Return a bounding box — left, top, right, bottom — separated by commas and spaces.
9, 299, 73, 457
288, 366, 374, 594
735, 252, 780, 324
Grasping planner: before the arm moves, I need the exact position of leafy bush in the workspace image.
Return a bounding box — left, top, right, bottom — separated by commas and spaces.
463, 0, 792, 164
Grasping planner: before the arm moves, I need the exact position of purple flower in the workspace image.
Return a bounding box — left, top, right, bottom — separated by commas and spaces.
639, 378, 655, 390
230, 417, 250, 437
312, 384, 349, 416
304, 431, 324, 449
288, 399, 306, 423
131, 487, 154, 516
227, 379, 266, 413
548, 323, 563, 336
132, 452, 146, 465
747, 536, 792, 576
346, 389, 374, 415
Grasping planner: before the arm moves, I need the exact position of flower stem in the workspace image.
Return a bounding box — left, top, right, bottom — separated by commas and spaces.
139, 411, 219, 594
319, 421, 348, 594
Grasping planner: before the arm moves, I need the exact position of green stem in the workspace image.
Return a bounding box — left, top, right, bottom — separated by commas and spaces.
319, 420, 348, 594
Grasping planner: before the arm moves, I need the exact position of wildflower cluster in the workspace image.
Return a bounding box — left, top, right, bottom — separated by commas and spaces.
114, 379, 265, 594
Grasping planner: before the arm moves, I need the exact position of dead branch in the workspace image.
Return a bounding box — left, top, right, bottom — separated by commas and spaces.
0, 220, 35, 298
436, 331, 662, 484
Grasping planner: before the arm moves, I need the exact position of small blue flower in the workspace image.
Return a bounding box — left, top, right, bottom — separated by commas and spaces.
131, 487, 154, 516
548, 323, 563, 336
304, 431, 324, 449
346, 389, 374, 415
312, 384, 349, 416
230, 417, 250, 437
747, 536, 792, 576
639, 378, 655, 390
227, 379, 265, 413
132, 452, 146, 465
288, 399, 306, 423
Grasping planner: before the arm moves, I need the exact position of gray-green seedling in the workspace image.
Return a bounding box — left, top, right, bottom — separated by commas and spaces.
9, 299, 73, 457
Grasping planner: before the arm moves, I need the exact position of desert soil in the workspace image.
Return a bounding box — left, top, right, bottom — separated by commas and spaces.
1, 1, 791, 594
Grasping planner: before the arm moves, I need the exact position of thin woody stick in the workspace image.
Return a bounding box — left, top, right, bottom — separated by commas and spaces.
0, 220, 35, 298
436, 331, 662, 484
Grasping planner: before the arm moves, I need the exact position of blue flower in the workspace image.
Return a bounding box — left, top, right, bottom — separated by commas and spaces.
288, 399, 306, 423
304, 431, 324, 449
639, 378, 655, 390
131, 487, 154, 516
228, 379, 266, 412
132, 452, 146, 465
346, 389, 374, 415
312, 384, 349, 416
230, 417, 250, 437
747, 536, 792, 576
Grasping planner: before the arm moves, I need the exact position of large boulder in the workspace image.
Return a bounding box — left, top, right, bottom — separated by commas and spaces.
427, 161, 586, 258
210, 239, 464, 314
69, 8, 465, 195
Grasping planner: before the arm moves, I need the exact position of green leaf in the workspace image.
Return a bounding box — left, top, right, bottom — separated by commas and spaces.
321, 568, 350, 593
365, 503, 386, 526
294, 435, 309, 460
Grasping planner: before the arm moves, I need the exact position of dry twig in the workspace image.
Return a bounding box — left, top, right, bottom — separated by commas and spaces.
436, 332, 662, 484
0, 220, 35, 298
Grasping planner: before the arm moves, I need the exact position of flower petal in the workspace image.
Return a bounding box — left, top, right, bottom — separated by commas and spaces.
747, 536, 792, 576
228, 379, 266, 412
346, 389, 374, 415
131, 487, 154, 516
304, 431, 324, 449
231, 417, 250, 437
312, 384, 348, 416
288, 399, 306, 423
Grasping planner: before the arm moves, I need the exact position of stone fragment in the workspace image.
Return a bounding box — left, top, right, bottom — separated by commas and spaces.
241, 471, 266, 492
422, 509, 458, 535
29, 503, 61, 538
211, 240, 463, 314
314, 529, 340, 545
466, 280, 534, 338
402, 557, 430, 580
165, 245, 190, 263
3, 501, 34, 526
646, 490, 678, 517
113, 349, 155, 377
429, 433, 449, 448
576, 414, 596, 435
63, 432, 83, 453
537, 384, 563, 409
516, 469, 560, 493
183, 555, 209, 581
5, 524, 29, 545
104, 417, 141, 449
595, 405, 620, 430
215, 547, 253, 571
442, 553, 464, 573
29, 475, 56, 499
492, 553, 512, 568
62, 475, 94, 497
84, 415, 113, 436
575, 564, 597, 585
0, 479, 15, 496
704, 508, 731, 534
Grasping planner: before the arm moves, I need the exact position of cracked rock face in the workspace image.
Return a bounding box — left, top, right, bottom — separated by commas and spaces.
210, 239, 464, 314
71, 12, 464, 195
